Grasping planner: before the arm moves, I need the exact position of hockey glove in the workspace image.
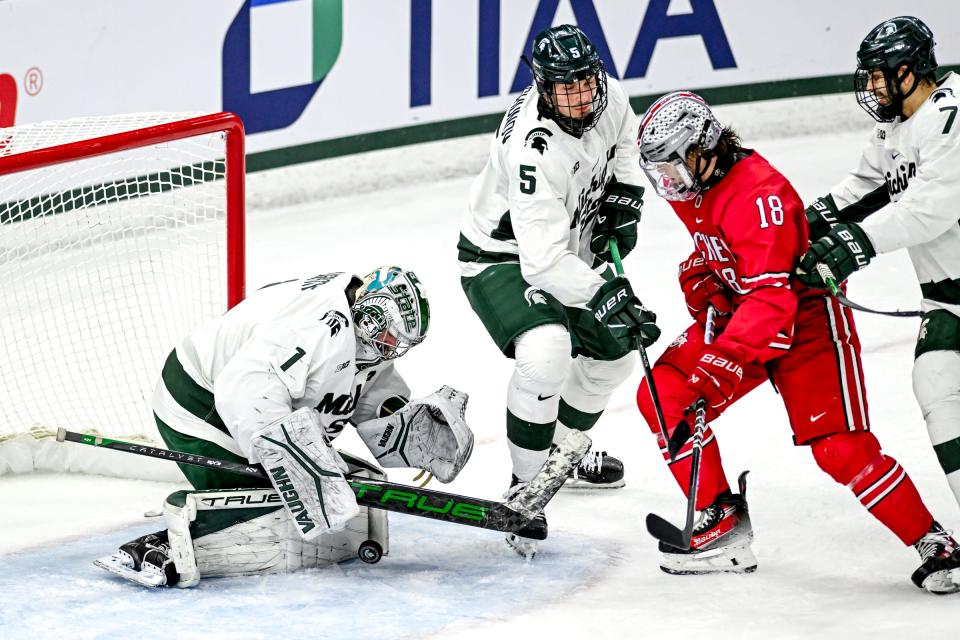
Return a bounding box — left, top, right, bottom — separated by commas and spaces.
796, 222, 875, 289
356, 385, 474, 483
804, 195, 841, 242
589, 182, 644, 262
676, 344, 745, 411
678, 254, 733, 331
588, 276, 660, 349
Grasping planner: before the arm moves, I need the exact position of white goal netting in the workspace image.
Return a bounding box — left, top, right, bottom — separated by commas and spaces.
0, 113, 244, 475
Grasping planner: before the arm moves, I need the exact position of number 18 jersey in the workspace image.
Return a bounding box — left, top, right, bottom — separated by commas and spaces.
670, 150, 809, 362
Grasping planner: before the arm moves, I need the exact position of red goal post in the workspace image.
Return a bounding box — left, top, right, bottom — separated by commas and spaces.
0, 112, 245, 476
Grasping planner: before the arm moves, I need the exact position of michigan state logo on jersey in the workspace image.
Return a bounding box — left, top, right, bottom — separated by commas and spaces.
524, 286, 548, 306
524, 127, 553, 155
321, 310, 348, 336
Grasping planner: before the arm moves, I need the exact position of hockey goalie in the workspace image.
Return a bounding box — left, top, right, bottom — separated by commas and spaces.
96, 266, 475, 587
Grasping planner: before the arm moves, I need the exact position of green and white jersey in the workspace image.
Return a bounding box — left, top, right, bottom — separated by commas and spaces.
152, 271, 408, 460
458, 77, 645, 308
831, 72, 960, 315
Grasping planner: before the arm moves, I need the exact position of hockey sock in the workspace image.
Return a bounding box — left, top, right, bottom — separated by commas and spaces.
665, 423, 730, 510
811, 432, 933, 545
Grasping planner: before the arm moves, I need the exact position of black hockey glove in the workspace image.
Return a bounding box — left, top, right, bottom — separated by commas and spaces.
590, 182, 644, 262
796, 222, 875, 289
588, 276, 660, 349
804, 195, 840, 242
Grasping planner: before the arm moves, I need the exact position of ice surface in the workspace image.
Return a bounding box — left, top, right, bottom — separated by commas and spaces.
3, 95, 960, 638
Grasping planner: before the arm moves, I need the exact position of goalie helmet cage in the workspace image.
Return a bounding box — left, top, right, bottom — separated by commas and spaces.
0, 112, 245, 478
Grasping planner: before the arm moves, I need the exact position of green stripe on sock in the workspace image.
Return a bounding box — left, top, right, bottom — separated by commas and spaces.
934, 436, 960, 475
506, 410, 555, 451
558, 399, 601, 431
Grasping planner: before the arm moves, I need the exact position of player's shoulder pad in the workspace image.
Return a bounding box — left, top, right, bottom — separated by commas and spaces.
522, 126, 554, 156
912, 74, 960, 138
497, 85, 538, 147
277, 272, 357, 341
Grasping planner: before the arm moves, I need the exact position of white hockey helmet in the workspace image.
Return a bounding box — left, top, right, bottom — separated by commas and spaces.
352, 266, 430, 368
637, 91, 722, 201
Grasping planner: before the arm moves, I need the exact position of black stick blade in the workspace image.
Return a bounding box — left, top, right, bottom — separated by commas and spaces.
645, 513, 691, 550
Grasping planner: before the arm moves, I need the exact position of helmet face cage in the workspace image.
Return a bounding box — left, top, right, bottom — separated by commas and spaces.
531, 25, 609, 136
353, 266, 429, 366
854, 16, 938, 122
637, 91, 722, 201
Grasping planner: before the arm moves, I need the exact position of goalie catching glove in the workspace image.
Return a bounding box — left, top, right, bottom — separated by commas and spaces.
356, 385, 474, 483
251, 407, 359, 540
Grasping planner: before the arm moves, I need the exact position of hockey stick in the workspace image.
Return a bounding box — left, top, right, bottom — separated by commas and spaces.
645, 305, 717, 550
56, 427, 591, 538
815, 264, 923, 318
608, 238, 675, 461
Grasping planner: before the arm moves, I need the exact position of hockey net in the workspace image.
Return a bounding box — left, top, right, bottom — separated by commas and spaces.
0, 112, 245, 477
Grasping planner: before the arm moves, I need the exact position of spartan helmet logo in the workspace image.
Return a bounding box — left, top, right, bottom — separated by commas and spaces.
524, 286, 548, 306
881, 21, 898, 35
919, 318, 930, 341
538, 38, 550, 53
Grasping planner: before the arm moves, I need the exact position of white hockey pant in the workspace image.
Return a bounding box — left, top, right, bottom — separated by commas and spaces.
165, 459, 388, 588
914, 350, 960, 507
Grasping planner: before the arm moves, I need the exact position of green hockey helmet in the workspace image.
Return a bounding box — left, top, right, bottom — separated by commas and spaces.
855, 16, 938, 121
528, 24, 608, 137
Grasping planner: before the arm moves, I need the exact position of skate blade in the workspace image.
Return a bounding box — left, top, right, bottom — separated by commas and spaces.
561, 478, 625, 490
922, 570, 960, 595
659, 542, 758, 575
506, 534, 538, 560
94, 554, 168, 588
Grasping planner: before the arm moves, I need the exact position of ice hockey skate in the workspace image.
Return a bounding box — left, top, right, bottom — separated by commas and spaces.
94, 530, 179, 588
505, 475, 548, 559
911, 521, 960, 594
659, 472, 757, 575
564, 449, 625, 490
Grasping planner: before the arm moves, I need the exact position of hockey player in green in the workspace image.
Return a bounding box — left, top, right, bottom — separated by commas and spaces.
798, 17, 960, 510
96, 267, 476, 587
797, 16, 960, 578
458, 24, 659, 556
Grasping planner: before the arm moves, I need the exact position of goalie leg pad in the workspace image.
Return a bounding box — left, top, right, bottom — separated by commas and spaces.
356, 385, 474, 483
251, 407, 359, 539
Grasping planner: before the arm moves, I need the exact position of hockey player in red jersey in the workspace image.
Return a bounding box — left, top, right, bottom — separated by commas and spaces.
634, 91, 960, 594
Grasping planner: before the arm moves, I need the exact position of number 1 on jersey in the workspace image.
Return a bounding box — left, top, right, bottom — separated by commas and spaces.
756, 195, 784, 228
280, 347, 307, 372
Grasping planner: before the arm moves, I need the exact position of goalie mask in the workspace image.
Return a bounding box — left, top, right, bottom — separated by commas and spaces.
352, 266, 430, 368
638, 91, 722, 201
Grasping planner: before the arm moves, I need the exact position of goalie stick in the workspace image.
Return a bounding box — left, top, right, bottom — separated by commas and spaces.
816, 263, 923, 318
609, 238, 675, 461
57, 427, 590, 539
645, 305, 716, 550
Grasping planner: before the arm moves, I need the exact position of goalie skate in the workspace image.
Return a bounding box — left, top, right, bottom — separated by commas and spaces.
94, 531, 179, 588
911, 521, 960, 595
659, 471, 757, 575
564, 449, 625, 490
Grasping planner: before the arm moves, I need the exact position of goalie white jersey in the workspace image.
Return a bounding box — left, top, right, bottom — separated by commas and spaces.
152, 271, 409, 460
830, 72, 960, 315
458, 78, 645, 308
